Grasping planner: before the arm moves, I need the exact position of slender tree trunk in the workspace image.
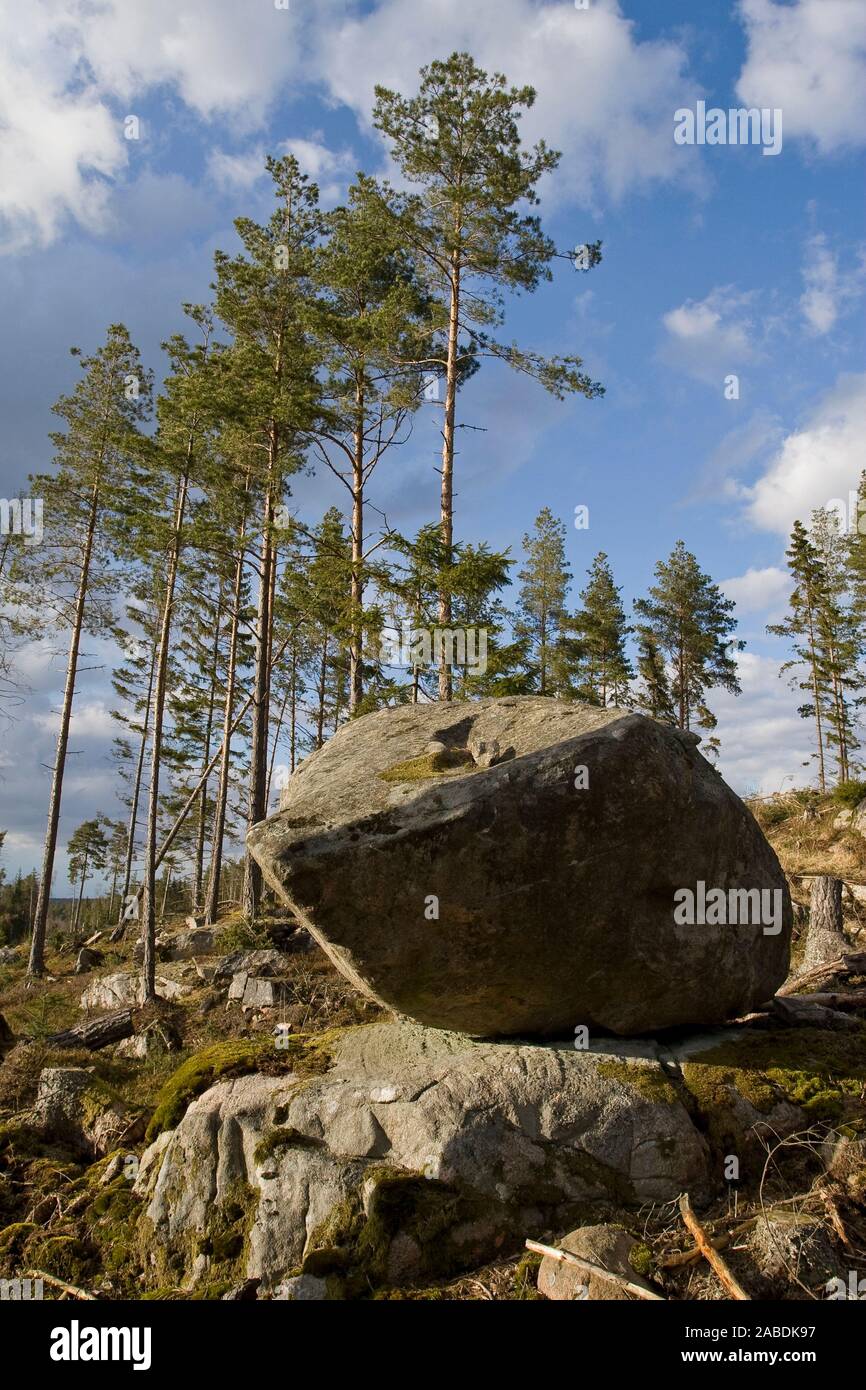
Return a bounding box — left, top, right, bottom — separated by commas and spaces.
28, 481, 99, 977
316, 635, 329, 748
266, 684, 291, 808
203, 487, 248, 926
192, 592, 222, 911
120, 640, 156, 912
805, 599, 827, 793
141, 467, 190, 1001
437, 255, 461, 702
72, 851, 88, 933
349, 386, 365, 712
159, 863, 173, 922
243, 432, 277, 922
290, 645, 298, 773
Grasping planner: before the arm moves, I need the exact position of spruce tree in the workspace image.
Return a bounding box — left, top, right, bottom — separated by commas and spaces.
574, 552, 633, 707
634, 540, 741, 737
515, 507, 573, 696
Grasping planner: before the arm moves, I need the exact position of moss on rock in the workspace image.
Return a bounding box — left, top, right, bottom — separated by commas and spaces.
682, 1026, 866, 1143
378, 748, 474, 783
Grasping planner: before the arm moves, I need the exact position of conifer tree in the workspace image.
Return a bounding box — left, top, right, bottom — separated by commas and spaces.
632, 631, 676, 724
634, 540, 741, 737
373, 53, 603, 698
67, 818, 109, 934
213, 156, 325, 922
574, 552, 633, 707
20, 325, 151, 976
515, 507, 574, 696
768, 520, 832, 792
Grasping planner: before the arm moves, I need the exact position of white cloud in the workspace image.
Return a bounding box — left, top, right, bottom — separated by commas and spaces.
281, 138, 357, 204
741, 372, 866, 535
713, 650, 817, 796
314, 0, 701, 208
207, 147, 268, 193
33, 700, 116, 739
799, 231, 865, 336
0, 6, 126, 253
736, 0, 866, 154
800, 233, 840, 335
660, 286, 758, 383
0, 0, 312, 254
720, 566, 789, 618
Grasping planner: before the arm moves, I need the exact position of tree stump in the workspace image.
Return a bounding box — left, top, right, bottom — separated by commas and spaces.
801, 876, 847, 972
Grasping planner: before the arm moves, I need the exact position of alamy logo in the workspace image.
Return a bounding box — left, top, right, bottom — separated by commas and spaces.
0, 497, 43, 545
673, 881, 783, 935
49, 1320, 152, 1371
674, 102, 783, 157
379, 622, 488, 675
826, 1271, 866, 1300
0, 1277, 43, 1300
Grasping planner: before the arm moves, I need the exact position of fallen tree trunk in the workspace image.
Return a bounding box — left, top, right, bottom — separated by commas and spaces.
778, 951, 866, 996
43, 1009, 134, 1051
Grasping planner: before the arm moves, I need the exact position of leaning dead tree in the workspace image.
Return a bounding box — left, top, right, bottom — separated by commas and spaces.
801, 876, 847, 972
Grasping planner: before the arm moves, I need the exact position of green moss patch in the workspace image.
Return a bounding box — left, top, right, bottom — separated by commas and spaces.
145, 1031, 340, 1142
378, 748, 474, 783
596, 1059, 680, 1106
682, 1026, 866, 1141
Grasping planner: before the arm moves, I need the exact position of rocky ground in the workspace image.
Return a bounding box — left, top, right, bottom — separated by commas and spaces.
0, 789, 865, 1302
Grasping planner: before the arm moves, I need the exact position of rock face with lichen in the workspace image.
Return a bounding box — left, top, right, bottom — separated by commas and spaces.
134, 1019, 864, 1297
248, 697, 791, 1037
136, 1021, 711, 1293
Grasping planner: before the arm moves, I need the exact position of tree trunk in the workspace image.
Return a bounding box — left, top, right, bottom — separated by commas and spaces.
203, 532, 245, 927
349, 385, 365, 712
437, 255, 461, 702
119, 639, 156, 912
72, 850, 88, 933
28, 481, 99, 977
192, 592, 222, 911
46, 1009, 134, 1051
141, 467, 189, 1001
242, 466, 276, 923
801, 876, 847, 972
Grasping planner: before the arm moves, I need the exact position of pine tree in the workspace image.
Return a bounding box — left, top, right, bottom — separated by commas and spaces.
574, 552, 633, 707
373, 53, 603, 698
515, 507, 574, 696
213, 155, 325, 922
136, 310, 213, 999
768, 520, 833, 791
634, 540, 741, 738
315, 176, 433, 712
810, 507, 861, 781
18, 325, 152, 976
67, 818, 109, 934
633, 631, 676, 724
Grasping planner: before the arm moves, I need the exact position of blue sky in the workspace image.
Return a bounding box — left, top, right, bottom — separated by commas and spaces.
1, 0, 865, 887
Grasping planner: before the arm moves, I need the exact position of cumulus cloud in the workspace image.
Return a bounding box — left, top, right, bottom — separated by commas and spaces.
0, 6, 126, 253
740, 372, 866, 535
660, 286, 759, 384
712, 650, 817, 796
799, 232, 865, 336
720, 566, 789, 618
0, 0, 312, 254
736, 0, 866, 154
316, 0, 701, 209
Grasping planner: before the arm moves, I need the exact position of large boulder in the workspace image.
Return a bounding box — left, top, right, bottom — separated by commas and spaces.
248, 697, 791, 1037
136, 1021, 711, 1293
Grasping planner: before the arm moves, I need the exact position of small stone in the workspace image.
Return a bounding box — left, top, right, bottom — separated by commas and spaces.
537, 1225, 655, 1301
